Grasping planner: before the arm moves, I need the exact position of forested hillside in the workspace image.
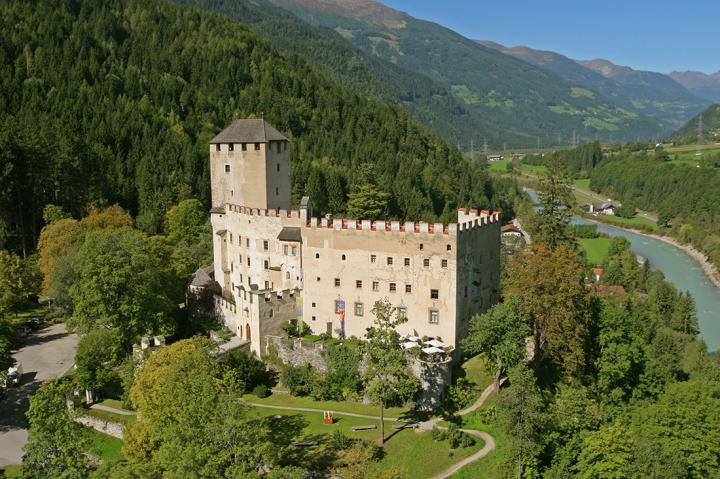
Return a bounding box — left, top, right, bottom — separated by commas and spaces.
171, 0, 483, 146
590, 155, 720, 267
269, 0, 663, 147
0, 0, 514, 254
672, 104, 720, 143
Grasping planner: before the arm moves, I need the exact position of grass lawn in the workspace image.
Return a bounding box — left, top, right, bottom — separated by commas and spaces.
81, 427, 125, 463
573, 178, 591, 190
448, 413, 509, 479
247, 406, 483, 479
578, 238, 612, 265
243, 392, 409, 419
487, 159, 508, 172
521, 164, 547, 175
458, 355, 493, 391
593, 213, 658, 230
0, 465, 22, 478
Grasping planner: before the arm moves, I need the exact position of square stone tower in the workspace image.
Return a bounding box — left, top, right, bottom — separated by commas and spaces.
209, 119, 291, 210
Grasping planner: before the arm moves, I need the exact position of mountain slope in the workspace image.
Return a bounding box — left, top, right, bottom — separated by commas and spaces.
266, 0, 663, 147
670, 71, 720, 102
0, 0, 508, 248
480, 41, 709, 130
672, 104, 720, 143
171, 0, 482, 146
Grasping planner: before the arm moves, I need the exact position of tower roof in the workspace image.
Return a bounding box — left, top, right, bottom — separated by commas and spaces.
210, 119, 288, 144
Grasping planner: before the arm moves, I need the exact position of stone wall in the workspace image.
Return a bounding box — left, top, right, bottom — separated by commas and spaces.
75, 415, 125, 439
266, 335, 451, 410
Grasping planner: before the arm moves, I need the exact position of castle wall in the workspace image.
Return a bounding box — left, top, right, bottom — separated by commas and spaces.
264, 141, 292, 210
300, 219, 460, 347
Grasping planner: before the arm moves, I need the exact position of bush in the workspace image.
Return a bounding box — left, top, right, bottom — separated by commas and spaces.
315, 346, 362, 401
282, 320, 311, 338
446, 423, 475, 449
431, 425, 446, 442
330, 429, 352, 451
281, 364, 318, 396
223, 349, 267, 393
441, 377, 476, 413
252, 384, 270, 398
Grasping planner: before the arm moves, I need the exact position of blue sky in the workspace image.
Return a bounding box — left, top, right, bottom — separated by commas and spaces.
381, 0, 719, 74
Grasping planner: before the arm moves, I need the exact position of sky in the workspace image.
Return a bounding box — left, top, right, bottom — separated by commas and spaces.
381, 0, 719, 74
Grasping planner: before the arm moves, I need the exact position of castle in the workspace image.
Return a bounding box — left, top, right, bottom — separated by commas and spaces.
209, 119, 500, 357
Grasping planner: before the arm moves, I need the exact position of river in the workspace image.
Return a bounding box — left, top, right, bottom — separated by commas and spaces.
527, 191, 720, 351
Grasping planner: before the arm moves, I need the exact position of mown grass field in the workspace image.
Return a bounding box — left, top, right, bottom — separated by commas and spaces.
578, 238, 612, 265
247, 405, 483, 479
593, 213, 658, 230
243, 392, 409, 419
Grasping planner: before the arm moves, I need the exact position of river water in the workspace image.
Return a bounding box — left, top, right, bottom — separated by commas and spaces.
527, 191, 720, 351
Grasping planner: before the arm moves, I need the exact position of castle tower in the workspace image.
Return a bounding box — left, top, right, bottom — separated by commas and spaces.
209, 119, 291, 210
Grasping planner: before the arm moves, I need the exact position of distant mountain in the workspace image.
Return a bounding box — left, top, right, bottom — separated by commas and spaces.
262, 0, 663, 147
172, 0, 483, 147
669, 71, 720, 102
672, 104, 720, 144
479, 41, 709, 130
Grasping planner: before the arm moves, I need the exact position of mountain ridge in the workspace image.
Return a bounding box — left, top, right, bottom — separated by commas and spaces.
478, 40, 709, 130
266, 0, 664, 146
670, 71, 720, 102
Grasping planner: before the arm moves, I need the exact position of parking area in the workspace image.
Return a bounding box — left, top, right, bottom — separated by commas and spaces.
0, 322, 78, 467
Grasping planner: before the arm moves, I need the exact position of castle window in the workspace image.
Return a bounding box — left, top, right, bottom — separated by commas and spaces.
424, 258, 430, 267
291, 246, 297, 256
387, 257, 393, 266
241, 143, 247, 151
246, 238, 250, 247
389, 283, 397, 293
404, 258, 410, 267
264, 281, 270, 290
230, 233, 233, 243
215, 144, 220, 151
277, 142, 281, 154
447, 244, 452, 251
370, 254, 377, 263
430, 289, 439, 300
397, 306, 407, 319
247, 258, 250, 266
441, 259, 448, 268
240, 274, 243, 283
464, 286, 468, 298
429, 309, 439, 324
405, 284, 412, 293
263, 240, 269, 251
277, 163, 280, 172
312, 316, 316, 321
283, 245, 288, 255
315, 253, 320, 259
341, 254, 346, 261
264, 260, 269, 270
225, 164, 230, 173
254, 143, 261, 151
354, 302, 364, 317
356, 280, 362, 289
229, 144, 234, 152
419, 243, 424, 250
275, 187, 279, 196
286, 271, 290, 279
312, 302, 316, 307
334, 278, 340, 287
269, 309, 273, 317
231, 262, 234, 272
372, 281, 379, 292
316, 277, 321, 282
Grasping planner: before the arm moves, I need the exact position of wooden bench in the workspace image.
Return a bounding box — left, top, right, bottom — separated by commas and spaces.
350, 425, 377, 431
392, 423, 418, 430
291, 441, 318, 447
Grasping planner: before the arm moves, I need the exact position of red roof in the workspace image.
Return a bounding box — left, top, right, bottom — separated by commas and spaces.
591, 268, 604, 275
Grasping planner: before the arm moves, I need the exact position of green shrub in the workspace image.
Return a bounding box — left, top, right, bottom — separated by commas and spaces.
431, 426, 446, 442
252, 384, 270, 398
223, 349, 267, 393
281, 363, 318, 396
330, 429, 352, 451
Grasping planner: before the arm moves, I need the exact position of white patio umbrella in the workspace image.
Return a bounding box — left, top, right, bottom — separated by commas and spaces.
402, 342, 419, 349
422, 346, 444, 354
424, 339, 445, 348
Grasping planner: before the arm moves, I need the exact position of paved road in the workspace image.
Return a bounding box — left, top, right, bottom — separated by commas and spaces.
0, 323, 78, 466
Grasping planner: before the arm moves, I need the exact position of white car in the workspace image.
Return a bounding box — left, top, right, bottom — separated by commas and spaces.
7, 363, 22, 386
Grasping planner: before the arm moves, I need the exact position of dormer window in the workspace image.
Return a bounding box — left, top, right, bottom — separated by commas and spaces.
228, 144, 234, 152
254, 143, 261, 151
224, 165, 230, 173
241, 143, 247, 151
215, 144, 220, 151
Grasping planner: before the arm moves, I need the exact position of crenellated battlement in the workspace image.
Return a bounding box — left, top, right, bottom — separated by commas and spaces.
221, 203, 303, 219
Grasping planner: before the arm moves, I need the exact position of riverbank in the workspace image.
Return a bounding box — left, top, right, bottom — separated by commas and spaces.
579, 214, 720, 290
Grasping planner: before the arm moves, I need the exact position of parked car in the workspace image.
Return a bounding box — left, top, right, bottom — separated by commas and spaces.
7, 363, 23, 387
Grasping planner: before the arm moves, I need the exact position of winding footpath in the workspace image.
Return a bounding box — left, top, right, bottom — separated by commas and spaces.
248, 380, 502, 479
